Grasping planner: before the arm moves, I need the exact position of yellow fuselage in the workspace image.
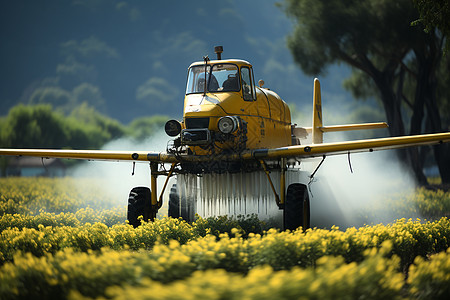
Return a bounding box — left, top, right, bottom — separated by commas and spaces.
182, 59, 292, 154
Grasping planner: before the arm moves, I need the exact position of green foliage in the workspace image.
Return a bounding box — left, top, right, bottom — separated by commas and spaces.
0, 248, 406, 300
192, 214, 266, 239
408, 248, 450, 299
413, 188, 450, 218
127, 115, 168, 141
68, 103, 125, 147
0, 102, 173, 149
281, 0, 419, 75
412, 0, 450, 53
363, 187, 450, 222
0, 177, 119, 215
0, 104, 125, 149
0, 218, 449, 299
0, 104, 68, 148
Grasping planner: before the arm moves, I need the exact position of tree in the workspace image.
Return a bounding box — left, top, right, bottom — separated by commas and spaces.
68, 102, 125, 143
127, 115, 168, 141
0, 104, 126, 150
280, 0, 450, 185
412, 0, 450, 53
0, 104, 68, 148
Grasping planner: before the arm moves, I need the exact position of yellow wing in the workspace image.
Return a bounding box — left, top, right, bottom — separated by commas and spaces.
1, 132, 449, 163
238, 132, 450, 160
0, 149, 176, 163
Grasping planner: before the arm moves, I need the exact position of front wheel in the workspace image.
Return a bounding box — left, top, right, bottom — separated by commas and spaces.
284, 183, 310, 231
127, 186, 151, 227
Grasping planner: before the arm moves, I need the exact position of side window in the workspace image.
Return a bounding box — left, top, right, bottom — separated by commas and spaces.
241, 67, 255, 101
186, 65, 211, 94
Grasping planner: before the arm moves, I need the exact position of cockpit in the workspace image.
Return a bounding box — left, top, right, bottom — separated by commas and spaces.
185, 62, 255, 101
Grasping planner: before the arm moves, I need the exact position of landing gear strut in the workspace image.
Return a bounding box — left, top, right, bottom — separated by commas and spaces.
127, 162, 177, 227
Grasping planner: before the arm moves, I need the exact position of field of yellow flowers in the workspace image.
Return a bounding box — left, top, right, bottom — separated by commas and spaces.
0, 177, 449, 299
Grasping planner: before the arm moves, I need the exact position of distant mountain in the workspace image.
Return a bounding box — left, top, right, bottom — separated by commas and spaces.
0, 0, 354, 124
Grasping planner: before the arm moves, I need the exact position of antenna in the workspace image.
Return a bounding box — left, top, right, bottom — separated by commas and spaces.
203, 55, 210, 95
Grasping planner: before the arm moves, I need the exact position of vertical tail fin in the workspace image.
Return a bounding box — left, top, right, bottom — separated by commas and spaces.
312, 78, 323, 144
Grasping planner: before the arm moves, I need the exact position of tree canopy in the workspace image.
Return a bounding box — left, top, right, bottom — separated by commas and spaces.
0, 104, 125, 150
0, 103, 171, 152
127, 115, 168, 141
412, 0, 450, 53
280, 0, 450, 185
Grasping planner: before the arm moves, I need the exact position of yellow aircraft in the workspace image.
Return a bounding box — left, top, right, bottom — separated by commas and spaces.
1, 46, 450, 230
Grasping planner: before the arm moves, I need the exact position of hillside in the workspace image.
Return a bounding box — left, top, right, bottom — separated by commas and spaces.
0, 0, 353, 124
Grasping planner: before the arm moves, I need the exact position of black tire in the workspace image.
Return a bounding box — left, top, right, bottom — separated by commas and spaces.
168, 183, 180, 218
284, 183, 310, 231
127, 186, 151, 228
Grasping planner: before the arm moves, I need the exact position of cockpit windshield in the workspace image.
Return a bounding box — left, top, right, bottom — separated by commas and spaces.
186, 64, 240, 94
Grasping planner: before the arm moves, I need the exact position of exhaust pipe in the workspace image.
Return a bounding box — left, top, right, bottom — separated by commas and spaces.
214, 46, 223, 60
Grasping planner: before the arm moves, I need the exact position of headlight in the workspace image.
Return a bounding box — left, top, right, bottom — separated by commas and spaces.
218, 116, 239, 134
165, 120, 182, 137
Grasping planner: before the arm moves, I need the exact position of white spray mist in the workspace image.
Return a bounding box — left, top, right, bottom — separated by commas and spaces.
304, 143, 418, 229
293, 87, 420, 228
68, 130, 173, 215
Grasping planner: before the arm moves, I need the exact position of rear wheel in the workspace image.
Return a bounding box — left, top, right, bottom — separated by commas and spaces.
127, 186, 151, 227
168, 184, 180, 218
284, 183, 310, 231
